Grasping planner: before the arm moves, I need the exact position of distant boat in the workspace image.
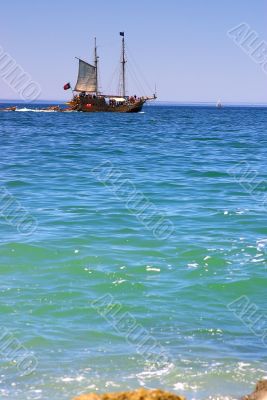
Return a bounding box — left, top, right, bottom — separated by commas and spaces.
65, 33, 156, 113
216, 99, 223, 109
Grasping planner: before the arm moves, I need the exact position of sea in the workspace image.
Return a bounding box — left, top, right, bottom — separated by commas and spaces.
0, 103, 266, 400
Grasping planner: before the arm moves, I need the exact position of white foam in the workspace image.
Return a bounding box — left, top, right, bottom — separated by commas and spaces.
16, 107, 56, 112
112, 278, 127, 284
187, 263, 199, 268
146, 266, 161, 272
257, 239, 267, 252
60, 375, 85, 383
136, 362, 175, 382
173, 382, 186, 390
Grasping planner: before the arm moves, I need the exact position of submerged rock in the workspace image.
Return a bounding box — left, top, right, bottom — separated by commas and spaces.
242, 380, 267, 400
73, 388, 185, 400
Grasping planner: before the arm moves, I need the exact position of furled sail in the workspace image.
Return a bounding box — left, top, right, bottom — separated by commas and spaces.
74, 59, 96, 92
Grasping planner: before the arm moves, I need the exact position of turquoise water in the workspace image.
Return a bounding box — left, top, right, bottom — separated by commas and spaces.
0, 105, 266, 399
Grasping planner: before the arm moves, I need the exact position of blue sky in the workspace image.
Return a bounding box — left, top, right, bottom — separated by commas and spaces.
0, 0, 266, 103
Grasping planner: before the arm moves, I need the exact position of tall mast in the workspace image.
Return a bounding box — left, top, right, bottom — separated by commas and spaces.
120, 32, 126, 97
94, 37, 99, 95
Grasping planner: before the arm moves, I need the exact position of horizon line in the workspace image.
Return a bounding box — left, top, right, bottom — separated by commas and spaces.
1, 99, 267, 106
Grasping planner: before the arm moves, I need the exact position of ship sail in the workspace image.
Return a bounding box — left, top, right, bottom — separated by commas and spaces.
74, 59, 96, 92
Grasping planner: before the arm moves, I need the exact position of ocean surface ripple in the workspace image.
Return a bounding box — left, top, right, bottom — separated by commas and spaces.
0, 105, 266, 399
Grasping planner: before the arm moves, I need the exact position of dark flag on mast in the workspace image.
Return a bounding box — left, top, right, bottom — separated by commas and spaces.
63, 82, 71, 90
120, 32, 124, 36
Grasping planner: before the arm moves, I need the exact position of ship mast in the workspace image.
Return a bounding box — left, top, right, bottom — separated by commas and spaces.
94, 37, 99, 95
120, 32, 126, 97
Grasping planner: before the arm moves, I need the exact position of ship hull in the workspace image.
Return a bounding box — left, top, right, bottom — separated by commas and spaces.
79, 103, 144, 112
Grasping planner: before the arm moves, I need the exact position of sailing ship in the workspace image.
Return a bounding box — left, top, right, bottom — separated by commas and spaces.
216, 99, 223, 109
65, 32, 156, 113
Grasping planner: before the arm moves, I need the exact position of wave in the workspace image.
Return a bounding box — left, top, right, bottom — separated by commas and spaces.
15, 107, 57, 112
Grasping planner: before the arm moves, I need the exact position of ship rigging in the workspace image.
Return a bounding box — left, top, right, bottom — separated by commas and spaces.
65, 32, 156, 113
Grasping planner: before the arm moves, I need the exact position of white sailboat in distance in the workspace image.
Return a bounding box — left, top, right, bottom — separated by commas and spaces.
216, 99, 223, 109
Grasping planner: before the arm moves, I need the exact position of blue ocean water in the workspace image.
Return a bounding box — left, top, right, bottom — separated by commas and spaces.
0, 104, 266, 400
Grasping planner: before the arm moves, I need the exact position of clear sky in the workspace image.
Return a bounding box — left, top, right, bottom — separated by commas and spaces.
0, 0, 266, 103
